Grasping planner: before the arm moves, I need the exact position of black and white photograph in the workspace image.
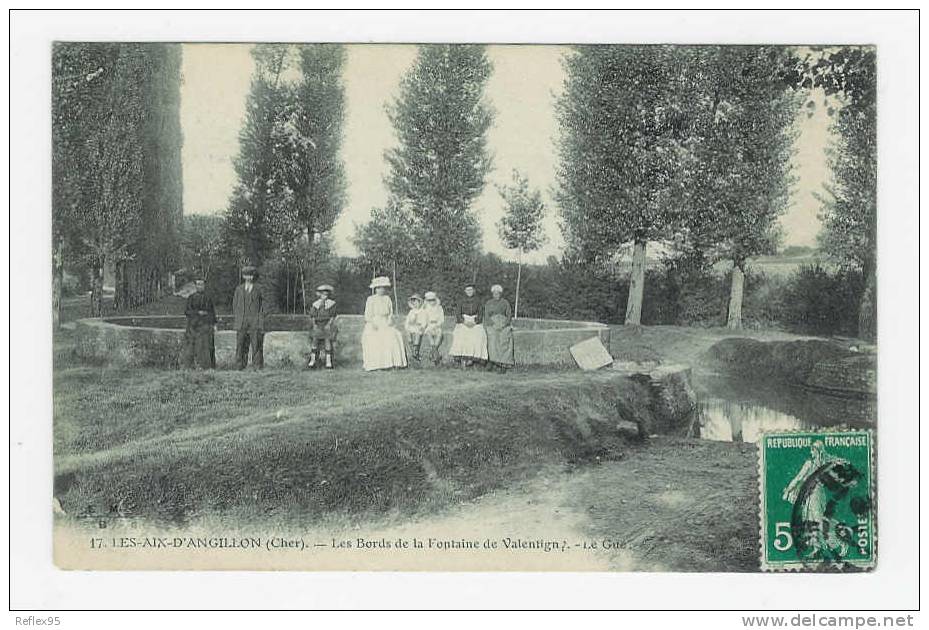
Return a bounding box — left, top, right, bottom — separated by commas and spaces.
9, 7, 921, 616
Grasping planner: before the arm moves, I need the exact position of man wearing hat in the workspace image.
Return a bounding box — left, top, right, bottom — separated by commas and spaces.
307, 283, 338, 369
182, 276, 217, 369
232, 265, 265, 369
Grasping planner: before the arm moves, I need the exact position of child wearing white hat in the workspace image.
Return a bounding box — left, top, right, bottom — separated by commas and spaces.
404, 293, 427, 361
421, 291, 445, 366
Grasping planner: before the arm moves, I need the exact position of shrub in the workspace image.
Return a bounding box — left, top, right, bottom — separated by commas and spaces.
189, 248, 865, 338
777, 264, 864, 336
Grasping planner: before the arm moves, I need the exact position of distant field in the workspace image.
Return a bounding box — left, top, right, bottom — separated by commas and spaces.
607, 252, 829, 279
713, 254, 831, 278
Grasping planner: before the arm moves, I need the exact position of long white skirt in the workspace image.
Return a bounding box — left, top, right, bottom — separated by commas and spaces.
448, 323, 488, 360
362, 322, 408, 371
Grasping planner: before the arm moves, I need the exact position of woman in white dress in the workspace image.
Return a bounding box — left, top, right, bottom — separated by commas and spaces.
362, 276, 408, 371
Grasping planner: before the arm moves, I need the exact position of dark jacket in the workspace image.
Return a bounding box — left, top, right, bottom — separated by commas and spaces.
456, 296, 484, 325
232, 283, 265, 332
185, 291, 216, 329
484, 297, 512, 328
309, 298, 338, 326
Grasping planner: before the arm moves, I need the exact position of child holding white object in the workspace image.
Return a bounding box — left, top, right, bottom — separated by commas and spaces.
421, 291, 445, 366
405, 293, 428, 361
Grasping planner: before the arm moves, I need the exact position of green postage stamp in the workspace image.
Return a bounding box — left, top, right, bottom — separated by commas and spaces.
759, 430, 875, 571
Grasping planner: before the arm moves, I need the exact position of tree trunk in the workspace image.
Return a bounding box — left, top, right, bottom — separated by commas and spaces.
52, 238, 63, 329
727, 261, 745, 330
514, 248, 522, 320
90, 262, 104, 317
113, 261, 124, 312
858, 261, 877, 341
286, 267, 291, 314
391, 260, 398, 316
247, 236, 261, 269
301, 268, 307, 315
624, 239, 647, 325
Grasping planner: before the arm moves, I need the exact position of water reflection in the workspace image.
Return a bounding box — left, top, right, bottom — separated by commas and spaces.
692, 373, 875, 444
696, 398, 805, 443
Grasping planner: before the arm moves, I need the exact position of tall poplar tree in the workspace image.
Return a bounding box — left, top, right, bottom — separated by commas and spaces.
118, 43, 184, 309
812, 48, 877, 340
226, 43, 348, 300
290, 44, 347, 239
556, 45, 706, 325
53, 43, 182, 317
53, 42, 119, 320
687, 46, 799, 329
277, 45, 347, 309
383, 44, 494, 279
224, 44, 292, 266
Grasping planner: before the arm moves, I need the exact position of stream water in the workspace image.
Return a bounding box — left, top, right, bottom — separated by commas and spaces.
691, 372, 876, 443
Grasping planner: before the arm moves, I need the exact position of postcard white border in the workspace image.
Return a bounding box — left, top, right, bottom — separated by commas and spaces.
8, 7, 920, 616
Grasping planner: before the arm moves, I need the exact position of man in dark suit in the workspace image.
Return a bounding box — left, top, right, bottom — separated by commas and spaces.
233, 265, 265, 369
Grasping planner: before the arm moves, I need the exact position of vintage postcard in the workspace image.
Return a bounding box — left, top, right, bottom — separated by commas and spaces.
51, 41, 879, 573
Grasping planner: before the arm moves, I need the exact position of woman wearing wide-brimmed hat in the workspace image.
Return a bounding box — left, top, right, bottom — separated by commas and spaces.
362, 276, 408, 371
449, 283, 488, 368
307, 284, 338, 369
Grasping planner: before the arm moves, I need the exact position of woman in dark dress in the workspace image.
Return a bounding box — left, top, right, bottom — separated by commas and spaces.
183, 278, 217, 369
449, 283, 488, 367
484, 284, 515, 372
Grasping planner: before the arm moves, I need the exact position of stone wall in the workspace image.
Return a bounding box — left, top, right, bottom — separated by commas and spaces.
613, 363, 697, 435
73, 315, 610, 369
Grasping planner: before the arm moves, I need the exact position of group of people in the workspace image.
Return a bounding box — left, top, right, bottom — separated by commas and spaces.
180, 265, 266, 370
181, 267, 517, 373
361, 276, 515, 372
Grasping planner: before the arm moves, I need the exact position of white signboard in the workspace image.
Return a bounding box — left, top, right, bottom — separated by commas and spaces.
569, 336, 614, 371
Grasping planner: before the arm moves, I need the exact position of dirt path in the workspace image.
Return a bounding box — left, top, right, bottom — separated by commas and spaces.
370, 435, 762, 572
55, 463, 624, 571
344, 434, 761, 572
63, 434, 757, 572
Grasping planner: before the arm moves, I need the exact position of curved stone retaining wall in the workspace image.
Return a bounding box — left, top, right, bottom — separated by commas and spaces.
73, 315, 611, 369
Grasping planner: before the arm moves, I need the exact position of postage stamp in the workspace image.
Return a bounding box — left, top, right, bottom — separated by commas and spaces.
759, 430, 875, 571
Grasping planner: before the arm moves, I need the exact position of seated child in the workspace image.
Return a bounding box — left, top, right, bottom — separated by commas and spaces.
404, 294, 427, 361
421, 291, 445, 366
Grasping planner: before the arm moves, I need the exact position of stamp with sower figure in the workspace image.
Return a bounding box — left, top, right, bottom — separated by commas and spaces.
759, 430, 875, 571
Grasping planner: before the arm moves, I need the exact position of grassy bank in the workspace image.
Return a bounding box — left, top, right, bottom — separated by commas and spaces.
52, 322, 806, 526
55, 339, 655, 526
55, 321, 838, 571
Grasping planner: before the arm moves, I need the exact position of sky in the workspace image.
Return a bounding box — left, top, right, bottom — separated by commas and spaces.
179, 43, 832, 264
